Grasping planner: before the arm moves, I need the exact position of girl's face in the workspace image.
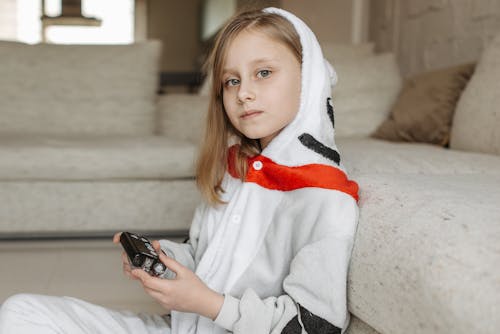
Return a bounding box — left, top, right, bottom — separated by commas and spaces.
221, 30, 301, 149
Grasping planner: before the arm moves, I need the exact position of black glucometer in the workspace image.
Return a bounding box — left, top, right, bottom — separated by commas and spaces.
120, 231, 168, 277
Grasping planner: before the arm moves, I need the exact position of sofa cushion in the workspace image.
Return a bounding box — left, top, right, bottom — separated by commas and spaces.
336, 137, 500, 176
0, 180, 200, 234
348, 172, 500, 334
332, 53, 402, 138
0, 41, 161, 136
450, 32, 500, 155
0, 135, 196, 180
372, 63, 476, 146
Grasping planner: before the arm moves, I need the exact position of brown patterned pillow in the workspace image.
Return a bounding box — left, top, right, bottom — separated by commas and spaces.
372, 62, 476, 146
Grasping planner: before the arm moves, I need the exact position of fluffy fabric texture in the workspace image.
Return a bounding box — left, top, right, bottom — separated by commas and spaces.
167, 7, 359, 334
227, 145, 358, 199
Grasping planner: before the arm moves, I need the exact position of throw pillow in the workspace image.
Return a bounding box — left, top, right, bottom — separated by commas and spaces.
450, 32, 500, 155
0, 40, 161, 136
372, 62, 476, 146
332, 52, 402, 138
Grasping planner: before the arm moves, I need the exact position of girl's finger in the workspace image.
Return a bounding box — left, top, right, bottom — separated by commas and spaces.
112, 232, 122, 244
131, 269, 166, 292
124, 267, 138, 280
150, 240, 183, 276
132, 268, 150, 281
121, 251, 129, 264
151, 240, 161, 252
123, 262, 132, 273
158, 252, 183, 276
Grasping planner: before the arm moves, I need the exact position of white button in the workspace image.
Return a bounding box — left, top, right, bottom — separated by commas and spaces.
231, 215, 241, 223
252, 161, 263, 170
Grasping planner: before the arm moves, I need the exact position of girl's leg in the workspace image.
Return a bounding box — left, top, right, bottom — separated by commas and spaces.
0, 293, 170, 334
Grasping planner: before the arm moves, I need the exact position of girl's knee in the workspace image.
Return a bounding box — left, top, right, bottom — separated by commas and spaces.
0, 294, 56, 332
1, 293, 43, 312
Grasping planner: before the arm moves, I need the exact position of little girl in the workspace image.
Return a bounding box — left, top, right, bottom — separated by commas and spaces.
0, 7, 359, 334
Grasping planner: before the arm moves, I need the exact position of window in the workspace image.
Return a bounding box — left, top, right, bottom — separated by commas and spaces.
9, 0, 134, 44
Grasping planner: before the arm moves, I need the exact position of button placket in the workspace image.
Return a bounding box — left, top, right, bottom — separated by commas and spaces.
252, 160, 263, 170
231, 214, 241, 224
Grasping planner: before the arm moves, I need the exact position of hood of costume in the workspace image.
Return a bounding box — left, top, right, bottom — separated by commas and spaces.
171, 7, 359, 334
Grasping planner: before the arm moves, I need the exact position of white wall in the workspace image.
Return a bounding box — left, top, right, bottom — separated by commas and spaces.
281, 0, 371, 45
371, 0, 500, 78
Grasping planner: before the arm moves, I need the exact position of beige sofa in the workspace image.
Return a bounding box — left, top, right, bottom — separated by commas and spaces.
0, 40, 202, 238
1, 35, 499, 334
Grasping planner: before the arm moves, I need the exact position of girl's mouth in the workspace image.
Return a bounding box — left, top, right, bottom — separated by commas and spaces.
241, 110, 263, 119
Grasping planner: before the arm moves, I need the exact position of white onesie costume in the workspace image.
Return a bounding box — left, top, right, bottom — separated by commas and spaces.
0, 7, 359, 334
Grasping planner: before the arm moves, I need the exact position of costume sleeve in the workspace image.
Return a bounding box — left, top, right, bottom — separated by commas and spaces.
214, 195, 358, 334
158, 202, 205, 272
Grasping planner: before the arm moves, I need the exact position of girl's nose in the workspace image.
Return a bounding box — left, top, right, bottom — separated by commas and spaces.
237, 81, 256, 103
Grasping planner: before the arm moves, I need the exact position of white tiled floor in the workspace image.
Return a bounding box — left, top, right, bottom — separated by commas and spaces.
0, 239, 184, 314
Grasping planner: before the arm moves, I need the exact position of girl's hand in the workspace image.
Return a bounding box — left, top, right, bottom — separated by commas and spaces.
112, 232, 139, 280
132, 240, 224, 320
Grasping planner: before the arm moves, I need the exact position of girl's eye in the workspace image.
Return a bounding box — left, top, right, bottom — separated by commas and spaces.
225, 78, 240, 87
257, 69, 271, 78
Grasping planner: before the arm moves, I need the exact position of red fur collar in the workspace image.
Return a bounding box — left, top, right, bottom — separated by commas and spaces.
227, 145, 359, 202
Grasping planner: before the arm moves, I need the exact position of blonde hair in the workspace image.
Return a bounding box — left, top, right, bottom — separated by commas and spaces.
196, 9, 302, 206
